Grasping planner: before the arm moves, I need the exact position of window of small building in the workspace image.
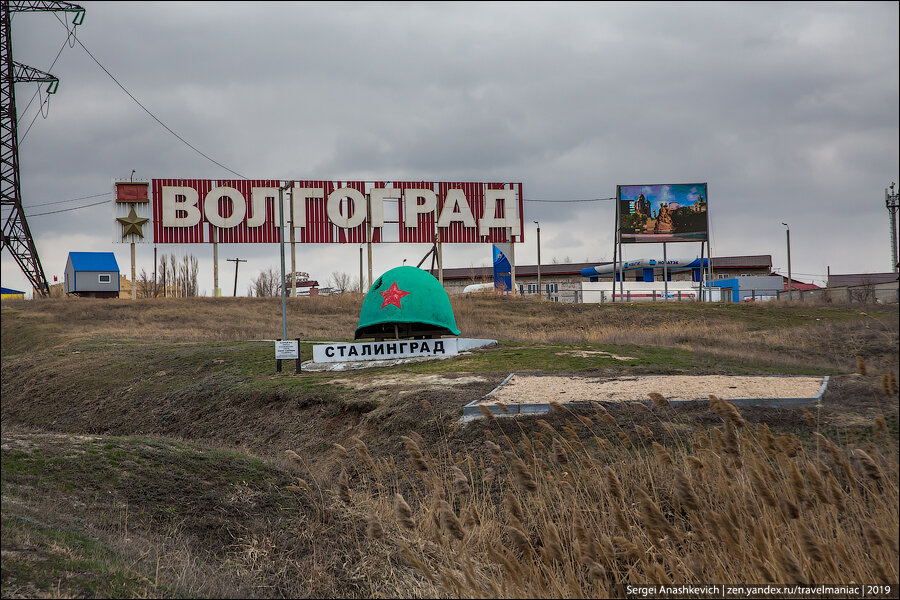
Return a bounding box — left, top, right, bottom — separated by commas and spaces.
99, 274, 111, 284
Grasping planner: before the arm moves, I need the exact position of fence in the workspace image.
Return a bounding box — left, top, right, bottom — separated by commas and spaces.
518, 288, 725, 303
778, 282, 899, 304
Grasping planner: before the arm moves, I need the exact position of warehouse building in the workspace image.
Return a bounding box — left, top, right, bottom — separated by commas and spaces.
440, 255, 774, 302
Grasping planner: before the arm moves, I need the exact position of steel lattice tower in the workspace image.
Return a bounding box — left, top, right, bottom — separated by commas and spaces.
1, 1, 83, 296
888, 183, 899, 273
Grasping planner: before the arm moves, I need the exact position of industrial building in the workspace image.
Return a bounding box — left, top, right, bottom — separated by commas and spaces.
441, 254, 775, 302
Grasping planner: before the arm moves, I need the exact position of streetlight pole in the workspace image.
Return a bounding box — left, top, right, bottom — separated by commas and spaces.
782, 222, 792, 298
534, 221, 541, 299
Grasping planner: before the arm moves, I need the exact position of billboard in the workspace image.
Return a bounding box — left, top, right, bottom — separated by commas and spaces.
114, 179, 523, 244
617, 183, 708, 243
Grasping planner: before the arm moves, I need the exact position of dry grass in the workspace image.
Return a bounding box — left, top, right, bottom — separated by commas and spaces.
308, 401, 899, 597
3, 294, 898, 596
4, 295, 897, 375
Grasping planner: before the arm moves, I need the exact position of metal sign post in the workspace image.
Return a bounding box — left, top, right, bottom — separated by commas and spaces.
663, 242, 668, 301
212, 225, 219, 297
275, 338, 301, 373
278, 182, 290, 341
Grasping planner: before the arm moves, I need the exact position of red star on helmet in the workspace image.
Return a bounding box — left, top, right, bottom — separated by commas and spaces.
380, 281, 410, 309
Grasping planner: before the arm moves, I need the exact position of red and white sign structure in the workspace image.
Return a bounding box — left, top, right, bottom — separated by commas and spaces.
115, 180, 524, 244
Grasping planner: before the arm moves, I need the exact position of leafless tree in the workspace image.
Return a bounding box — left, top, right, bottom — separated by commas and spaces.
155, 253, 199, 297
168, 254, 178, 296
330, 271, 354, 294
136, 269, 155, 298
157, 255, 169, 297
251, 267, 282, 297
849, 283, 877, 303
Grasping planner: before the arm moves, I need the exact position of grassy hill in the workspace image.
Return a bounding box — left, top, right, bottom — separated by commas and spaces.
2, 296, 897, 597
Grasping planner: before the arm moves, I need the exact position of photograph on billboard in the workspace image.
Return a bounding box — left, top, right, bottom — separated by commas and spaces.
618, 183, 708, 243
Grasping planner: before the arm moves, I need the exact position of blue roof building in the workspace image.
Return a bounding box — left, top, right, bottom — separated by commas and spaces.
64, 252, 121, 298
1, 287, 26, 300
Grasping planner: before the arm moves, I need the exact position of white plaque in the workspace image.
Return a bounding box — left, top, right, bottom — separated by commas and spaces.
275, 340, 299, 360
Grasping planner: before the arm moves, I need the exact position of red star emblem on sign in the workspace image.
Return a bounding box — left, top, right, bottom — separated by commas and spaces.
380, 282, 410, 309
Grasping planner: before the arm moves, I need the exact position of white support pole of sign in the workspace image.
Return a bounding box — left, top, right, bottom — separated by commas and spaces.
508, 227, 515, 295
213, 226, 219, 298
366, 195, 373, 292
278, 183, 289, 341
437, 227, 443, 287
131, 241, 136, 299
290, 194, 296, 297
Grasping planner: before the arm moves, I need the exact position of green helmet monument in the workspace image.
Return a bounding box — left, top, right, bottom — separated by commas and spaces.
355, 266, 461, 341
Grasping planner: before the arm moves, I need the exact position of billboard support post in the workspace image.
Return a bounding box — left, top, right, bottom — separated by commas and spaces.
663, 242, 668, 301
612, 187, 619, 303
366, 195, 373, 292
436, 227, 443, 287
290, 195, 296, 297
212, 226, 218, 298
508, 227, 515, 295
619, 239, 624, 301
130, 241, 136, 299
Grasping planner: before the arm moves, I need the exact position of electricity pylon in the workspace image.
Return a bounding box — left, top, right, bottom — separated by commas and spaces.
1, 1, 84, 297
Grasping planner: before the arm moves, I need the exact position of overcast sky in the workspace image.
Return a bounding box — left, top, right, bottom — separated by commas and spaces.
3, 1, 898, 297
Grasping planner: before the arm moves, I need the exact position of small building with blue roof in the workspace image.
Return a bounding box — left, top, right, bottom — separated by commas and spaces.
1, 287, 26, 301
64, 252, 120, 298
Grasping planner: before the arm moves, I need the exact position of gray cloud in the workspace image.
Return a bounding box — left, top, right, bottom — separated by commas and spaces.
3, 1, 897, 295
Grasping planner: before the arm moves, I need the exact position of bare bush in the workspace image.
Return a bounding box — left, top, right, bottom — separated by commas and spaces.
251, 268, 282, 297
330, 271, 355, 294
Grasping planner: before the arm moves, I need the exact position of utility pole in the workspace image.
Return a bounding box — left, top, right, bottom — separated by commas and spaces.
534, 221, 541, 299
887, 182, 898, 272
782, 222, 792, 297
1, 1, 84, 297
227, 258, 246, 297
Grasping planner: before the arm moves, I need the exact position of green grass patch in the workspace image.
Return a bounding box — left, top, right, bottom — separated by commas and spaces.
1, 514, 176, 599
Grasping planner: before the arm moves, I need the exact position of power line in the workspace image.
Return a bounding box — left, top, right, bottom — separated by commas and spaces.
26, 191, 110, 208
62, 18, 246, 180
25, 197, 110, 217
524, 197, 615, 203
18, 27, 74, 143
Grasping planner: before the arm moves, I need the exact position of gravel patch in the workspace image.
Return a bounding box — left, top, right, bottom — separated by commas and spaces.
480, 375, 827, 405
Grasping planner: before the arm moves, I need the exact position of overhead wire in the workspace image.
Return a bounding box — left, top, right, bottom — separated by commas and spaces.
25, 198, 111, 217
524, 197, 614, 203
25, 191, 111, 208
56, 14, 246, 180
36, 17, 622, 214
18, 27, 75, 143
